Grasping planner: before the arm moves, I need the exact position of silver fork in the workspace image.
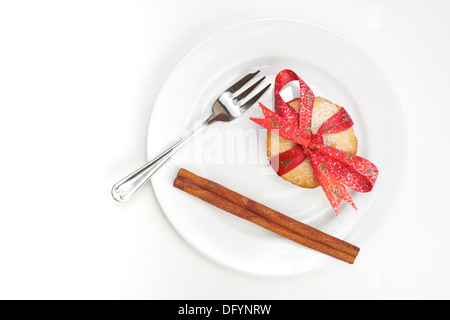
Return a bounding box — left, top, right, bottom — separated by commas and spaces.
111, 70, 271, 202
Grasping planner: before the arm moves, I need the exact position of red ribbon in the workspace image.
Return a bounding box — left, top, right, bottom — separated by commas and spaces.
250, 70, 378, 213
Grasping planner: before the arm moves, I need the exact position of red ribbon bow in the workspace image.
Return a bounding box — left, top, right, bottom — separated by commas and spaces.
250, 70, 378, 213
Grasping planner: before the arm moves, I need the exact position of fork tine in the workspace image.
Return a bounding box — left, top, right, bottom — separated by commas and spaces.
233, 76, 266, 103
226, 70, 260, 94
239, 83, 271, 112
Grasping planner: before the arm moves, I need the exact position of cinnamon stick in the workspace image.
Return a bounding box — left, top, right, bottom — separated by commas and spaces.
173, 173, 358, 264
177, 168, 360, 257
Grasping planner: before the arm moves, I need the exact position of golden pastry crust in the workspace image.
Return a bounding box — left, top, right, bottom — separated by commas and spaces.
267, 97, 358, 188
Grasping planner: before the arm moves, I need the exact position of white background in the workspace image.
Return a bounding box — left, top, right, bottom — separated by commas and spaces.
1, 0, 449, 299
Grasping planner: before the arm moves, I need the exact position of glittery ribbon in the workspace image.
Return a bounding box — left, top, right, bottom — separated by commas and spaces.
250, 70, 378, 213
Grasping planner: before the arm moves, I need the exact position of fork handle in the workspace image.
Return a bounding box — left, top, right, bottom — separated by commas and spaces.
111, 116, 211, 202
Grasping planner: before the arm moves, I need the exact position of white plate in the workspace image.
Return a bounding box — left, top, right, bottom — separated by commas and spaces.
147, 19, 407, 276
